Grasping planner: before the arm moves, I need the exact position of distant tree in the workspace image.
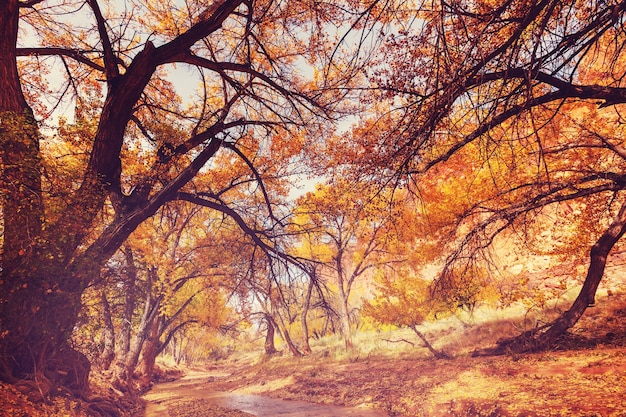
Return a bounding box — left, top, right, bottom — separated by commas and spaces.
294, 180, 403, 349
363, 269, 450, 359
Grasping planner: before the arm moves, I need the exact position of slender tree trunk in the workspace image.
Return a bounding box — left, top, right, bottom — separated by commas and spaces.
114, 277, 161, 387
477, 203, 626, 355
271, 309, 303, 357
409, 325, 450, 359
100, 291, 116, 370
112, 249, 139, 382
339, 295, 353, 350
335, 250, 354, 350
282, 327, 303, 357
171, 336, 183, 364
119, 248, 138, 357
125, 297, 160, 380
300, 278, 314, 354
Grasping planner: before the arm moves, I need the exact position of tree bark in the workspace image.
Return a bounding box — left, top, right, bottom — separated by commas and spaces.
100, 291, 116, 370
335, 248, 354, 350
138, 316, 163, 391
476, 202, 626, 355
114, 270, 161, 387
0, 0, 304, 399
300, 277, 315, 355
264, 314, 278, 356
282, 326, 303, 357
339, 295, 353, 350
271, 310, 303, 357
0, 3, 88, 392
114, 248, 138, 368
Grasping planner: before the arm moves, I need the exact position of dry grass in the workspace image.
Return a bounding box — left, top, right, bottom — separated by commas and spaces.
196, 291, 626, 416
3, 289, 626, 416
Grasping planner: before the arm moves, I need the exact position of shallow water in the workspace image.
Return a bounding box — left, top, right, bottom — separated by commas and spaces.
198, 391, 388, 416
143, 371, 388, 417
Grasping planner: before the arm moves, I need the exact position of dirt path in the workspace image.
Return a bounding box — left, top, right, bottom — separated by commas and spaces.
142, 370, 388, 417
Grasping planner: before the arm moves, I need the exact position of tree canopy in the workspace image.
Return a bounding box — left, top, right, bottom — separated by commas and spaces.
3, 0, 626, 403
341, 0, 626, 352
0, 0, 360, 395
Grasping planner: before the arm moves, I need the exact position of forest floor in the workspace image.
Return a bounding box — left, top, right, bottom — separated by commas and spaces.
142, 291, 626, 417
2, 292, 626, 416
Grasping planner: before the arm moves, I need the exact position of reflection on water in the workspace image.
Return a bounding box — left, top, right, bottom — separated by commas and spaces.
202, 391, 388, 416
143, 371, 388, 417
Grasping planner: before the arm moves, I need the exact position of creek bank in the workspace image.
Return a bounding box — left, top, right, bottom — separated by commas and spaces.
143, 370, 388, 417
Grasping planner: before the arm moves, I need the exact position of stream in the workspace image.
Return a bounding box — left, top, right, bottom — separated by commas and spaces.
143, 370, 389, 417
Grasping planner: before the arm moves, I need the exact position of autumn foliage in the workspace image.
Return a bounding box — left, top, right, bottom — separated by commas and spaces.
2, 0, 626, 413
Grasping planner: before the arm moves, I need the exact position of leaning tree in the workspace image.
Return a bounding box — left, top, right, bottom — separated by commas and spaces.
345, 0, 626, 353
0, 0, 363, 396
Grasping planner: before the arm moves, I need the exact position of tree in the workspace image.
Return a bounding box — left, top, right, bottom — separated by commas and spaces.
363, 269, 450, 359
237, 245, 306, 357
72, 202, 235, 392
0, 0, 355, 396
294, 179, 402, 349
347, 0, 626, 353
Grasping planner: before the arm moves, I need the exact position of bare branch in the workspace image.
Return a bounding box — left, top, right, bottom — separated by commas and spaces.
16, 47, 104, 71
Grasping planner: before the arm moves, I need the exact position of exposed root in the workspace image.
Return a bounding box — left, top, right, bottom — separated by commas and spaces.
469, 322, 598, 357
87, 399, 123, 417
472, 324, 551, 357
14, 372, 53, 403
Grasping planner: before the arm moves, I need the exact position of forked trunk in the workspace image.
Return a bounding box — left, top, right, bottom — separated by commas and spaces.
118, 292, 161, 385
476, 203, 626, 355
264, 314, 278, 356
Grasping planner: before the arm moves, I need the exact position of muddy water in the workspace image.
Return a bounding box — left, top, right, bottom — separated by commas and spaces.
143, 371, 388, 417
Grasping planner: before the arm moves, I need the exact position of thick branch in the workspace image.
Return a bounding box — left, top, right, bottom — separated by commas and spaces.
86, 0, 119, 81
466, 69, 626, 107
72, 137, 223, 281
176, 192, 278, 254
16, 47, 105, 71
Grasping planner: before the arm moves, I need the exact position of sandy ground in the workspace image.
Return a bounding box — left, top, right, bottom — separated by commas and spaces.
142, 293, 626, 417
191, 347, 626, 416
143, 369, 388, 416
4, 294, 626, 416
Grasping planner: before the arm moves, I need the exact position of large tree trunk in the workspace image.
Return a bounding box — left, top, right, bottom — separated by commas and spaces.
0, 0, 241, 399
138, 316, 163, 391
0, 0, 90, 396
264, 314, 279, 356
476, 203, 626, 356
